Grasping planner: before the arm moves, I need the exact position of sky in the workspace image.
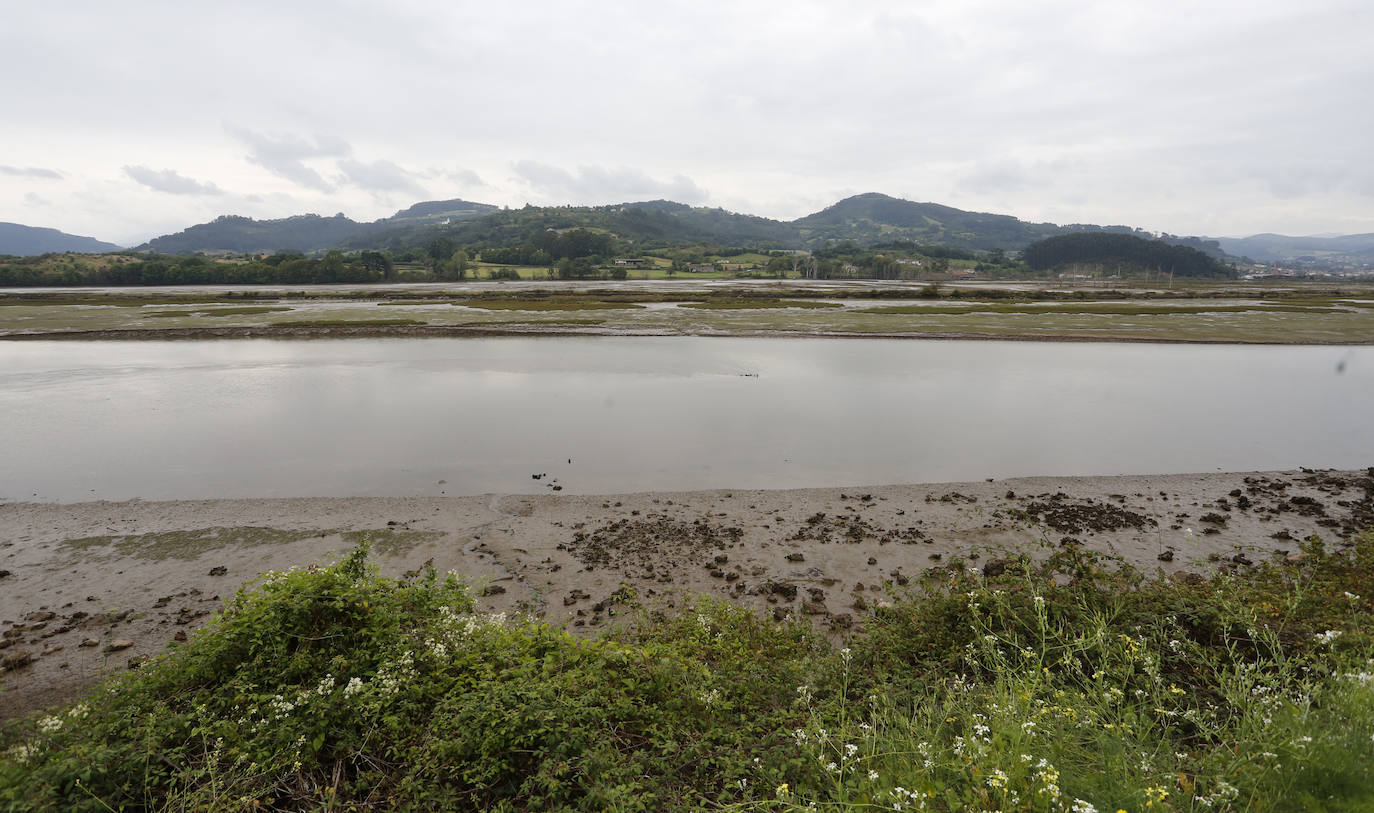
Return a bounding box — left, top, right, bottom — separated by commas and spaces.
2, 0, 1372, 246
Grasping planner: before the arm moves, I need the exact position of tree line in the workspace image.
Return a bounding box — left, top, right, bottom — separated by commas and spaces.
1021, 232, 1235, 278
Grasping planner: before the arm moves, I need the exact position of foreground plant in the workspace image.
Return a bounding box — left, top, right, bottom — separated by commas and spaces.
3, 533, 1374, 811
767, 536, 1374, 811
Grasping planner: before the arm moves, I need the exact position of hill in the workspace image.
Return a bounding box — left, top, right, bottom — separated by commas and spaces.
348, 199, 798, 254
1215, 232, 1374, 266
793, 193, 1065, 250
362, 194, 1082, 255
131, 192, 1244, 262
1022, 231, 1235, 278
0, 222, 120, 256
136, 199, 498, 254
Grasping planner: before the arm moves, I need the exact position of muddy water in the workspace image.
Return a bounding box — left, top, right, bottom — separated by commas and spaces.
1, 337, 1370, 501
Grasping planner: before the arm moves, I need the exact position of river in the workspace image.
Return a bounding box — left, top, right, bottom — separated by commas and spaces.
1, 337, 1370, 501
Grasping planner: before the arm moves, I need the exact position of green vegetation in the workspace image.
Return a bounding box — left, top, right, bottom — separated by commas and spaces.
5, 533, 1374, 810
59, 527, 326, 561
859, 303, 1343, 316
679, 299, 843, 310
147, 307, 293, 318
458, 298, 644, 311
273, 318, 426, 328
1022, 233, 1236, 279
57, 527, 441, 562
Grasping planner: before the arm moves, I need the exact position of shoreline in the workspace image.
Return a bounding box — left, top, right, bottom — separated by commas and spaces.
4, 324, 1372, 344
2, 468, 1371, 719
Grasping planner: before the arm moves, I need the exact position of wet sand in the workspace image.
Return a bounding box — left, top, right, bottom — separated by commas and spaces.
2, 469, 1371, 719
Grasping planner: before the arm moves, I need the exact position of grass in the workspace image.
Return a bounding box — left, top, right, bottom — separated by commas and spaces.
4, 532, 1374, 810
457, 298, 644, 311
59, 527, 327, 561
147, 307, 294, 318
859, 303, 1346, 316
679, 299, 844, 310
271, 318, 427, 327
58, 527, 442, 561
473, 318, 608, 327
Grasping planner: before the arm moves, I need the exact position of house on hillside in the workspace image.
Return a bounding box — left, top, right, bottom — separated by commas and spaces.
613, 258, 648, 267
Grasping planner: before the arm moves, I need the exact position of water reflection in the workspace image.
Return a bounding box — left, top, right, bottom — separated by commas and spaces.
1, 337, 1369, 501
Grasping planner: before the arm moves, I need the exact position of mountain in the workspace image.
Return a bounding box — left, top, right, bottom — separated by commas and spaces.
0, 222, 120, 256
138, 213, 369, 254
792, 193, 1065, 250
356, 194, 1086, 255
347, 199, 798, 254
1214, 233, 1374, 265
136, 199, 499, 254
133, 192, 1246, 261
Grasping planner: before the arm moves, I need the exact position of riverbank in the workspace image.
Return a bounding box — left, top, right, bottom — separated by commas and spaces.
7, 323, 1374, 344
2, 468, 1369, 719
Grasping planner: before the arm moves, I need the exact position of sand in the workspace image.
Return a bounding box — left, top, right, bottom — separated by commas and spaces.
2, 469, 1371, 719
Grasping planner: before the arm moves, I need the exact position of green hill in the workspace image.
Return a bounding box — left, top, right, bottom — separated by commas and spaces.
1023, 231, 1236, 278
792, 193, 1065, 250
0, 222, 121, 256
136, 199, 498, 254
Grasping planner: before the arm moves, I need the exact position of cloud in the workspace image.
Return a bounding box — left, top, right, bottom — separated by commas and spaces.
337, 157, 426, 196
448, 168, 484, 187
227, 128, 352, 191
513, 161, 708, 204
0, 165, 63, 179
958, 160, 1037, 195
123, 165, 224, 195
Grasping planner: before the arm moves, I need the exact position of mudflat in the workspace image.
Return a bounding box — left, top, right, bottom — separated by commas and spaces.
2, 468, 1370, 719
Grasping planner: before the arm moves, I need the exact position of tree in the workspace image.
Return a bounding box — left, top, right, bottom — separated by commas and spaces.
440, 249, 469, 281
426, 237, 456, 269
360, 250, 394, 280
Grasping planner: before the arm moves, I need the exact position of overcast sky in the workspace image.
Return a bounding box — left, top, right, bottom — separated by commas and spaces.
3, 0, 1372, 246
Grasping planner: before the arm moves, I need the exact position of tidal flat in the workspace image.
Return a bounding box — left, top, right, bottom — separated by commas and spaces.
4, 279, 1374, 343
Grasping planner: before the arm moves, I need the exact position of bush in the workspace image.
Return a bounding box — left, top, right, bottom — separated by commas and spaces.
4, 533, 1374, 810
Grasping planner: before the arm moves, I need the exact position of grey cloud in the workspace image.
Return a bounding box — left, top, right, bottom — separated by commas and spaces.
449, 168, 484, 187
338, 158, 426, 196
124, 165, 224, 195
227, 128, 352, 191
513, 161, 708, 204
958, 160, 1037, 195
1, 165, 63, 179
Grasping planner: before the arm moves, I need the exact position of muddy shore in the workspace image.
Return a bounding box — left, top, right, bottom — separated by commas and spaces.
3, 324, 1370, 344
2, 469, 1371, 719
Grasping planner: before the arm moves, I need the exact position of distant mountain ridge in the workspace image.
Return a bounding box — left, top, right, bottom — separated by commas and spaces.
123, 192, 1355, 263
1215, 233, 1374, 264
792, 193, 1065, 250
0, 222, 120, 256
135, 199, 499, 254
350, 192, 1213, 257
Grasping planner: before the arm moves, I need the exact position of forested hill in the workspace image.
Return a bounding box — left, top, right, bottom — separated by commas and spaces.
139, 214, 370, 255
792, 193, 1066, 250
1022, 232, 1236, 278
348, 200, 798, 254
0, 222, 120, 256
131, 192, 1235, 259
136, 199, 498, 254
